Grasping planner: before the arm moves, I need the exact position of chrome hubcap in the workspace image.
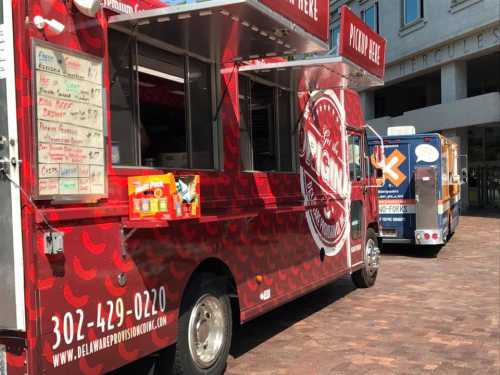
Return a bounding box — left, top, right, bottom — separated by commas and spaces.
188, 294, 225, 368
365, 238, 380, 276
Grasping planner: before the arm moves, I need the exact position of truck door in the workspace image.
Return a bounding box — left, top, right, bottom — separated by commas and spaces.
348, 131, 364, 267
0, 0, 25, 331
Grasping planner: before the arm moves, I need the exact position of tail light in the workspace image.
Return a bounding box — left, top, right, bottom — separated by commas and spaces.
432, 233, 439, 240
424, 232, 430, 240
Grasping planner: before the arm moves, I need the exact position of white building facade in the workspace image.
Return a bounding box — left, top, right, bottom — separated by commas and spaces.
330, 0, 500, 209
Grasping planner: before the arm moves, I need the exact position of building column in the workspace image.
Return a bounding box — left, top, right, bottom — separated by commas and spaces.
441, 61, 467, 103
360, 91, 375, 120
456, 127, 469, 210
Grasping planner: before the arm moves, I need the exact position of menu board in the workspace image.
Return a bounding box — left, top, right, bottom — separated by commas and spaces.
33, 41, 107, 200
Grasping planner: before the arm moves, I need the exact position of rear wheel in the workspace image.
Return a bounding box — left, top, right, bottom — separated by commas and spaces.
161, 275, 232, 375
352, 228, 380, 288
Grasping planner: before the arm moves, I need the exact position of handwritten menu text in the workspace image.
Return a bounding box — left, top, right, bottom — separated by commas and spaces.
34, 44, 106, 198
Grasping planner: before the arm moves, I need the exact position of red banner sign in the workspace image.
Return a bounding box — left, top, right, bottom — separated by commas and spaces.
102, 0, 166, 14
338, 5, 386, 79
259, 0, 330, 43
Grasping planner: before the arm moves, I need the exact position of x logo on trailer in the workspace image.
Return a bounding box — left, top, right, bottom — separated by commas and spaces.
382, 149, 407, 187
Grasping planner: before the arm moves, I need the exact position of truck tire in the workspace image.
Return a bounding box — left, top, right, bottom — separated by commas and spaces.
351, 228, 380, 288
164, 275, 233, 375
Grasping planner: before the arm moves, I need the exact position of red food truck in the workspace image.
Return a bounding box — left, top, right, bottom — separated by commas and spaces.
0, 1, 386, 374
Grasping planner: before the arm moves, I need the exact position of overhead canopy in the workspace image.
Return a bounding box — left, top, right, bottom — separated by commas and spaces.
108, 0, 329, 63
238, 56, 384, 92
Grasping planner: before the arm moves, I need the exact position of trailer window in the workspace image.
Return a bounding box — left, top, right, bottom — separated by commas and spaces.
348, 135, 362, 181
109, 31, 215, 169
239, 76, 294, 172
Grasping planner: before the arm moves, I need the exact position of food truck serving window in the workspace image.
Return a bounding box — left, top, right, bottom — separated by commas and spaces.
109, 30, 215, 170
239, 76, 295, 172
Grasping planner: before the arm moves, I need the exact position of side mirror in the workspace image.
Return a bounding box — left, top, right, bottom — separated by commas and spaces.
461, 168, 468, 184
375, 170, 385, 187
372, 145, 383, 166
369, 145, 385, 187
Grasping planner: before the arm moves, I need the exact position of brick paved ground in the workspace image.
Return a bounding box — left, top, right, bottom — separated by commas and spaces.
226, 214, 500, 375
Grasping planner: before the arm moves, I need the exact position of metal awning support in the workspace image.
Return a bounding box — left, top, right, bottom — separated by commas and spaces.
238, 56, 384, 92
109, 0, 329, 63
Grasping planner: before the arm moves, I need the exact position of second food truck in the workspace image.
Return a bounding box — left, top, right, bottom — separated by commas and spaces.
369, 127, 463, 246
0, 2, 386, 374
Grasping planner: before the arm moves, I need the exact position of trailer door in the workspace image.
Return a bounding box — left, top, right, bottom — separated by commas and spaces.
378, 141, 415, 240
0, 0, 25, 331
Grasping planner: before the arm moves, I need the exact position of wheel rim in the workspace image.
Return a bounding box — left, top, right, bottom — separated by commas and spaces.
365, 238, 380, 276
188, 294, 225, 369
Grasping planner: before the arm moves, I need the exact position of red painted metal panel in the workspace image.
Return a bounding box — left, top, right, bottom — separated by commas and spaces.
338, 5, 386, 80
259, 0, 330, 42
3, 0, 378, 373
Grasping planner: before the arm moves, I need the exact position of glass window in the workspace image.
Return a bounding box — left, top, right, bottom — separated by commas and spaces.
330, 25, 340, 51
361, 3, 379, 33
485, 126, 500, 162
351, 200, 362, 240
468, 128, 483, 163
278, 88, 293, 171
188, 58, 214, 169
239, 76, 295, 172
251, 82, 276, 171
136, 42, 188, 168
364, 136, 373, 178
109, 30, 138, 166
349, 134, 362, 181
403, 0, 423, 25
109, 31, 215, 170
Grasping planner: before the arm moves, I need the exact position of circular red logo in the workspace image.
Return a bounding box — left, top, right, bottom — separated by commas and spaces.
299, 90, 350, 256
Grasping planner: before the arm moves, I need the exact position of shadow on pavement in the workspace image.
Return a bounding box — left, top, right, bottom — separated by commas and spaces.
380, 243, 443, 258
111, 277, 357, 374
229, 277, 355, 359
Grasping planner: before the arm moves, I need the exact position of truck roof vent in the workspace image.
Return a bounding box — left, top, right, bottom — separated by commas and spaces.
387, 126, 416, 136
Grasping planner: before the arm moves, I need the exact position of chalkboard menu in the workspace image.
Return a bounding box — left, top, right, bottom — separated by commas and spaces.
33, 41, 107, 201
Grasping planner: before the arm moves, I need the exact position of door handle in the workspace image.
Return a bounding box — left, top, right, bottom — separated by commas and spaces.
0, 157, 21, 176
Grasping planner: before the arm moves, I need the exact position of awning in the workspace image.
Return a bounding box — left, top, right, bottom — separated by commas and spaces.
108, 0, 329, 63
238, 56, 384, 92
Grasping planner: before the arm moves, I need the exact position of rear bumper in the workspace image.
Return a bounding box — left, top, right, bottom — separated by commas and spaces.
379, 237, 413, 244
415, 229, 445, 245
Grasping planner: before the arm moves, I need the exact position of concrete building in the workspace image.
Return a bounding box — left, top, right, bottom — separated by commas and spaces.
330, 0, 500, 209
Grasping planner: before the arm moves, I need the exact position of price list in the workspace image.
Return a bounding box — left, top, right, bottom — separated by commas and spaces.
34, 43, 106, 199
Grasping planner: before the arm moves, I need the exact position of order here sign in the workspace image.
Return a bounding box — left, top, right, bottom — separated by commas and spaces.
338, 5, 386, 80
259, 0, 330, 43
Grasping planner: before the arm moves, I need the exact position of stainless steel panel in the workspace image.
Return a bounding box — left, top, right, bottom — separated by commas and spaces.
0, 78, 17, 330
415, 167, 438, 229
0, 344, 6, 375
239, 56, 384, 92
0, 0, 24, 330
109, 0, 328, 63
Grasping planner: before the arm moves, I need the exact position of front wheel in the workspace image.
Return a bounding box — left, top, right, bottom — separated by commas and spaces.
162, 275, 233, 375
352, 228, 380, 288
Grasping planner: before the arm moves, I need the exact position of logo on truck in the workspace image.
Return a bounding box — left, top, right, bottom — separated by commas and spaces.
299, 90, 350, 256
372, 149, 407, 187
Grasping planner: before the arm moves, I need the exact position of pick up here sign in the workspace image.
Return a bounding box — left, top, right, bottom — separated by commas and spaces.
259, 0, 330, 42
338, 5, 386, 80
